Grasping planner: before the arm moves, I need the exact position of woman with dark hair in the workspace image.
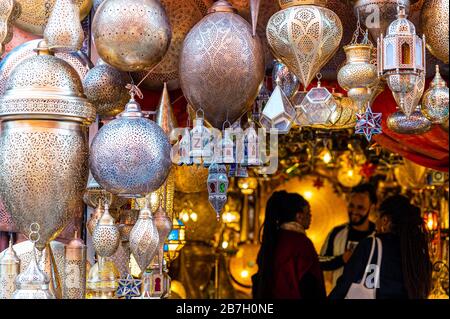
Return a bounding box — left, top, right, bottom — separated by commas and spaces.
329, 195, 432, 299
252, 191, 326, 299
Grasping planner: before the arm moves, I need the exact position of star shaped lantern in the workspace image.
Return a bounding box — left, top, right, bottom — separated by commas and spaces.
117, 274, 142, 299
355, 106, 382, 142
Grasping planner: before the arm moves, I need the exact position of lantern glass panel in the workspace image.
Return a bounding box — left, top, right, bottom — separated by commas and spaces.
401, 43, 411, 65
386, 43, 395, 67
415, 40, 422, 68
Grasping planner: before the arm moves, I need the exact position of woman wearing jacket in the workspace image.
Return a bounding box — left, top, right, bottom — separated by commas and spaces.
252, 191, 326, 299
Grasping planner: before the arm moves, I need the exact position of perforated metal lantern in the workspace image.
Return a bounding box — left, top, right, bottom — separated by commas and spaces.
272, 60, 299, 98
266, 0, 343, 90
43, 0, 84, 52
387, 106, 432, 134
179, 0, 264, 128
0, 41, 95, 251
89, 97, 172, 198
421, 65, 449, 124
129, 204, 159, 275
0, 39, 93, 96
92, 0, 171, 72
82, 59, 129, 117
0, 0, 20, 57
92, 204, 120, 258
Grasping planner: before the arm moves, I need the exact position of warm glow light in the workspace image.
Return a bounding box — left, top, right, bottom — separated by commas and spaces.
190, 212, 198, 222
304, 191, 313, 200
222, 241, 229, 249
240, 269, 249, 278
222, 211, 238, 224
322, 151, 332, 164
150, 192, 159, 207
241, 182, 249, 189
181, 212, 190, 223
347, 169, 354, 177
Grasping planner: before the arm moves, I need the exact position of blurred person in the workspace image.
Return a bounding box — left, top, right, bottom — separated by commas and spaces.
252, 191, 326, 299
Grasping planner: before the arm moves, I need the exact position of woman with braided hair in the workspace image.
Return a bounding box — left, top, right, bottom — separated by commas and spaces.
252, 191, 326, 299
330, 195, 432, 299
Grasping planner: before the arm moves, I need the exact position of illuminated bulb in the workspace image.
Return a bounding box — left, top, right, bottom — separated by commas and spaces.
181, 212, 190, 223
150, 192, 159, 207
241, 182, 249, 189
304, 191, 313, 200
190, 212, 198, 222
240, 269, 249, 278
347, 169, 354, 177
322, 151, 332, 164
222, 241, 229, 249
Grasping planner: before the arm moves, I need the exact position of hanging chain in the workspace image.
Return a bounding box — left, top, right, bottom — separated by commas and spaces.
350, 10, 373, 46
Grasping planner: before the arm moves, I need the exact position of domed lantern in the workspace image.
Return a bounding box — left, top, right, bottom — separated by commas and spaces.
0, 40, 95, 251
377, 2, 426, 112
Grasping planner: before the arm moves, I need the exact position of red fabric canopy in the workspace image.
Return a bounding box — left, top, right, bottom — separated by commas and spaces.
138, 77, 449, 172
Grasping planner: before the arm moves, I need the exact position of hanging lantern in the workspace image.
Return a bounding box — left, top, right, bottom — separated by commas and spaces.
92, 0, 171, 72
298, 75, 337, 125
0, 237, 20, 299
0, 0, 20, 57
337, 165, 362, 188
63, 232, 86, 299
118, 209, 139, 260
43, 0, 84, 52
92, 204, 120, 258
337, 29, 378, 112
207, 163, 229, 220
0, 39, 93, 96
163, 218, 186, 264
179, 0, 264, 129
12, 0, 92, 36
132, 0, 213, 90
266, 0, 343, 91
421, 0, 449, 64
387, 106, 432, 134
260, 85, 296, 134
190, 112, 212, 164
377, 3, 426, 113
86, 205, 103, 236
244, 121, 260, 166
0, 40, 95, 251
89, 92, 172, 198
221, 129, 235, 164
392, 71, 425, 117
272, 60, 299, 98
353, 0, 411, 42
12, 245, 55, 299
129, 203, 159, 276
82, 59, 129, 118
178, 128, 192, 166
153, 202, 172, 273
421, 65, 449, 124
393, 158, 427, 189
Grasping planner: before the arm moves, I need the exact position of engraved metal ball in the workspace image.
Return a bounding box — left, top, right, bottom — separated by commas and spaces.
92, 0, 172, 72
82, 60, 129, 117
89, 98, 172, 197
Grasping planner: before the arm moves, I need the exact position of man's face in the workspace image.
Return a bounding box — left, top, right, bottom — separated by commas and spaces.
297, 205, 312, 230
348, 192, 372, 226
